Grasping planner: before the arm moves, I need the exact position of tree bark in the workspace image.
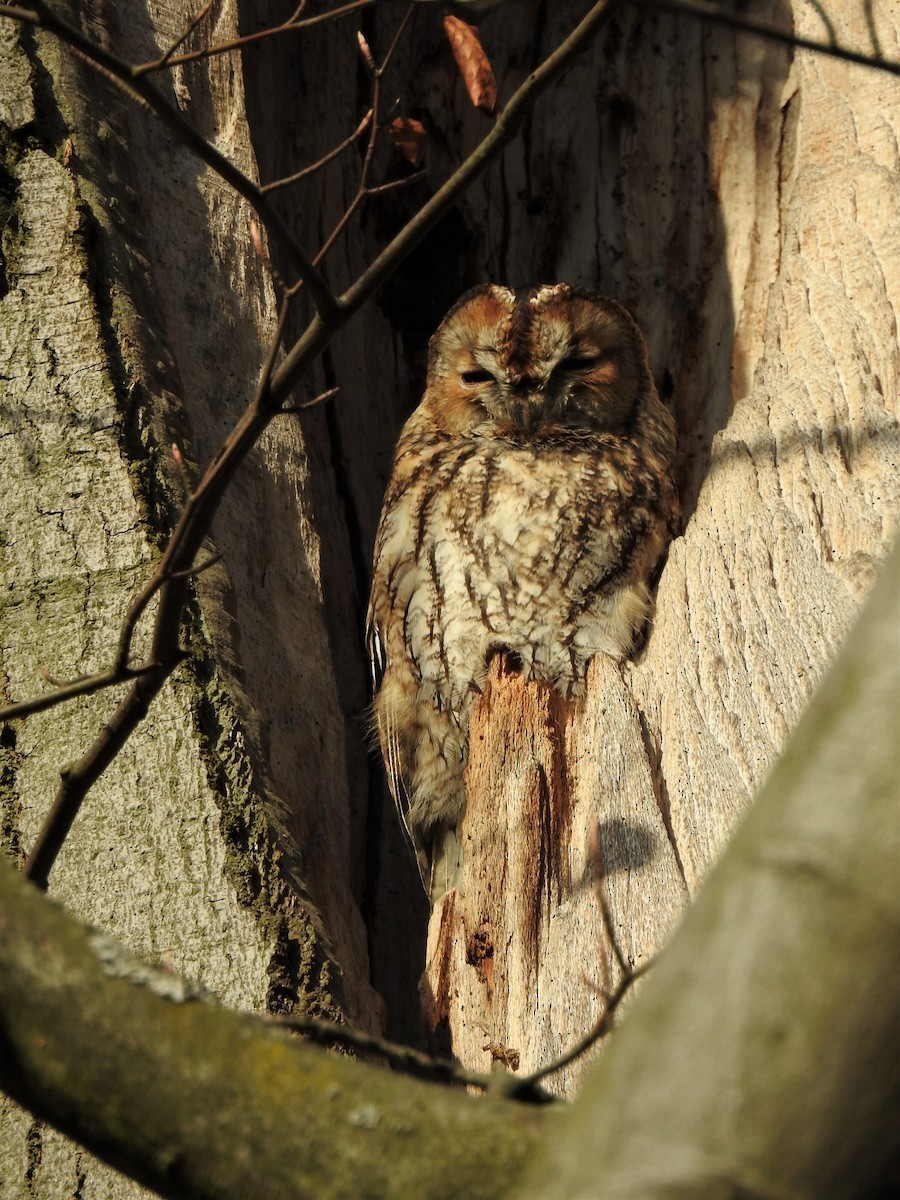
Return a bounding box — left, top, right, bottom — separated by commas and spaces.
1, 3, 383, 1193
1, 0, 898, 1193
0, 533, 896, 1198
421, 0, 900, 1092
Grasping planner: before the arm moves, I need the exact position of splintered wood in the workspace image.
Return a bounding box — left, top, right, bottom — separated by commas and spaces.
420, 655, 688, 1096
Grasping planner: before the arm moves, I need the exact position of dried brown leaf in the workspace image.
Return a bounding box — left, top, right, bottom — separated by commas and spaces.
389, 116, 427, 166
443, 14, 498, 115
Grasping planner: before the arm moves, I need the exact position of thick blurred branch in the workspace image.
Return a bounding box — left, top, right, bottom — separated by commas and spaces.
0, 862, 542, 1200
3, 539, 899, 1198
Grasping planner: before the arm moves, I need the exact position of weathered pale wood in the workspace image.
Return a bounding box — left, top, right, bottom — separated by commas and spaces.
422, 1, 900, 1095
423, 655, 688, 1094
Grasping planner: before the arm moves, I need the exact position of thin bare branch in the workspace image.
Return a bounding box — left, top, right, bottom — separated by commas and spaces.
364, 168, 428, 196
280, 386, 340, 413
261, 109, 373, 194
163, 551, 223, 581
510, 958, 653, 1096
380, 2, 417, 73
133, 0, 375, 75
114, 564, 166, 674
0, 664, 169, 723
295, 5, 419, 272
313, 199, 362, 267
150, 0, 216, 73
113, 539, 224, 674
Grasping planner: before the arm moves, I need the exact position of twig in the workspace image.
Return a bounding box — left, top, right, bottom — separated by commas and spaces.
114, 563, 168, 674
280, 386, 340, 413
364, 168, 428, 196
0, 664, 168, 722
133, 0, 374, 75
149, 0, 216, 73
309, 7, 418, 271
261, 109, 373, 194
640, 0, 900, 74
509, 958, 653, 1096
163, 551, 223, 581
380, 1, 417, 70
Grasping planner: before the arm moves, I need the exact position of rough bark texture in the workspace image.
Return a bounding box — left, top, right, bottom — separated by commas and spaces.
0, 535, 896, 1199
523, 532, 900, 1200
1, 3, 381, 1195
0, 0, 898, 1194
421, 1, 900, 1092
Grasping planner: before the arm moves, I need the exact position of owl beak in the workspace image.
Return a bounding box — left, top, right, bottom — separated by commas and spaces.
511, 390, 540, 433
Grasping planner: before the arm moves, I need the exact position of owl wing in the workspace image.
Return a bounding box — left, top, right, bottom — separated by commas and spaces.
364, 609, 387, 696
365, 606, 433, 889
364, 610, 406, 818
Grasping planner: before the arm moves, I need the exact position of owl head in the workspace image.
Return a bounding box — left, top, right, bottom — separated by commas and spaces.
424, 284, 654, 437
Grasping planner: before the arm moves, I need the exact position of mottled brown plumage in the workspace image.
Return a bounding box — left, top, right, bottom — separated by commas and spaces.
367, 284, 678, 891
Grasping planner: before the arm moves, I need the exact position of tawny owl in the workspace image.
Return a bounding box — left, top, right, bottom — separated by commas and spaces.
367, 284, 678, 893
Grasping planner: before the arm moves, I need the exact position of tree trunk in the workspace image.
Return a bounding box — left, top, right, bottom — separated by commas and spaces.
1, 0, 898, 1193
421, 0, 900, 1092
1, 3, 385, 1193
1, 534, 897, 1198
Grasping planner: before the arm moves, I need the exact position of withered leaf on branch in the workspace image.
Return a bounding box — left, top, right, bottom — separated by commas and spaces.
390, 116, 427, 166
443, 14, 498, 115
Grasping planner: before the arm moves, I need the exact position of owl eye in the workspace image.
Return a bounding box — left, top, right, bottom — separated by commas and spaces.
558, 353, 607, 372
460, 368, 496, 386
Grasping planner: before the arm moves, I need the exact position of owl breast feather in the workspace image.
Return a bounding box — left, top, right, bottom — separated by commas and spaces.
396, 435, 661, 705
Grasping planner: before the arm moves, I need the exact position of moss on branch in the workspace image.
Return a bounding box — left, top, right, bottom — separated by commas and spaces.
0, 864, 544, 1200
